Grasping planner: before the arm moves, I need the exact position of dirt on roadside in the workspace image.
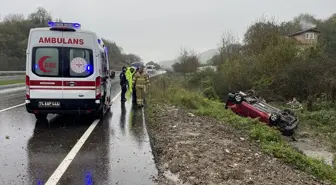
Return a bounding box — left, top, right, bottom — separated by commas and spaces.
147, 104, 331, 185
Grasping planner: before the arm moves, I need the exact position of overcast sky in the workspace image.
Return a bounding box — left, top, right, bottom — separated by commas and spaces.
0, 0, 335, 62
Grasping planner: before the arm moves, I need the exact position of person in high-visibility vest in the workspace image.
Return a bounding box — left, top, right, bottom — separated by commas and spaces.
132, 66, 150, 106
132, 67, 139, 104
125, 67, 136, 99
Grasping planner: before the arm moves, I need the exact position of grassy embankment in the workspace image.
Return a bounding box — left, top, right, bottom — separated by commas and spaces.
0, 79, 25, 86
146, 73, 336, 184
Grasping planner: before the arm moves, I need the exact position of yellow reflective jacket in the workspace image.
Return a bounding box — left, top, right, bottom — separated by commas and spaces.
126, 67, 133, 90
126, 67, 136, 99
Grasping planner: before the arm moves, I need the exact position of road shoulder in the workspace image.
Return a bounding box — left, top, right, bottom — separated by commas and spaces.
146, 104, 329, 185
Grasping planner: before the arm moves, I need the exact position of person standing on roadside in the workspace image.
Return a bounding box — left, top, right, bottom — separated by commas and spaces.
119, 66, 128, 102
132, 67, 139, 104
125, 66, 136, 100
132, 66, 150, 107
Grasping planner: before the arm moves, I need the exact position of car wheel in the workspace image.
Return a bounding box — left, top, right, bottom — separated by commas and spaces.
269, 112, 280, 124
247, 89, 256, 96
284, 109, 296, 116
35, 113, 47, 120
234, 94, 243, 103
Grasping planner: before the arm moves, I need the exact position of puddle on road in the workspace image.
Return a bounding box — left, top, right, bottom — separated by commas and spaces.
289, 139, 334, 166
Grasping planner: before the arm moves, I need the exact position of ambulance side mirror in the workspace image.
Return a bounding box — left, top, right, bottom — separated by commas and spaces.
110, 71, 115, 79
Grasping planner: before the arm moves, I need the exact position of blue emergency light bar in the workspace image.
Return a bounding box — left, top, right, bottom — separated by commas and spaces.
48, 21, 81, 29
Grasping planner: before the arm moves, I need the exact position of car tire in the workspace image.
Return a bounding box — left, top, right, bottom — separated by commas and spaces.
233, 94, 243, 104
247, 89, 257, 96
269, 112, 280, 125
284, 109, 296, 116
35, 113, 47, 120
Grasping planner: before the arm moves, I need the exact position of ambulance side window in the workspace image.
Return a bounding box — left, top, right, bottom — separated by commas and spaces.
100, 52, 108, 74
32, 47, 59, 77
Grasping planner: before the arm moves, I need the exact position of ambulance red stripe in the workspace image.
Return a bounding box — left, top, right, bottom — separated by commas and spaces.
30, 87, 95, 90
63, 81, 95, 86
29, 80, 62, 86
29, 80, 95, 86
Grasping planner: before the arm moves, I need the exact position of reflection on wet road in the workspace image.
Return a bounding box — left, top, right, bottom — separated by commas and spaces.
0, 81, 158, 185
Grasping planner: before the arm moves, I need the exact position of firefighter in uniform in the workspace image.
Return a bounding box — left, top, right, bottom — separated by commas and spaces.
132, 66, 150, 106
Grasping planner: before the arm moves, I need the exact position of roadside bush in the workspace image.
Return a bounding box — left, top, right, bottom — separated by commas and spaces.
202, 87, 219, 100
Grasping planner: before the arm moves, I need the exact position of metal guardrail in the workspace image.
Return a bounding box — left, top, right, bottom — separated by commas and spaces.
0, 71, 25, 76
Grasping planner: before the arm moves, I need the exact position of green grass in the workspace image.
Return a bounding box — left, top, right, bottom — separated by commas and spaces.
147, 74, 336, 184
0, 79, 25, 86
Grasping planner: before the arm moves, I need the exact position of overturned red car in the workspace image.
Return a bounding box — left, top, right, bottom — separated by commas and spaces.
225, 90, 299, 136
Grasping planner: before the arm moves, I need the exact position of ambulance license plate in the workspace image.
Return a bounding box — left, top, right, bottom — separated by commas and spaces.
38, 101, 61, 108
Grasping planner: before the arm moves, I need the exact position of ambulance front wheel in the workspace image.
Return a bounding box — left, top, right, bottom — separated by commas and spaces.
35, 113, 47, 120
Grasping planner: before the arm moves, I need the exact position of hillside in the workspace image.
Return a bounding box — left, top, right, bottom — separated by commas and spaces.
198, 49, 218, 64
159, 49, 218, 68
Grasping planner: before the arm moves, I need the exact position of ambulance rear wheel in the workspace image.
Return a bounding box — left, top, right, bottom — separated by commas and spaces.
95, 106, 105, 120
35, 113, 47, 120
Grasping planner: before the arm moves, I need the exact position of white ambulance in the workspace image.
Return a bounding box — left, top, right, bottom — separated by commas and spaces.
25, 22, 115, 120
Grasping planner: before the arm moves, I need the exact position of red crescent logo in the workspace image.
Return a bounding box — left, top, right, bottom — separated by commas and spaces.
38, 56, 51, 73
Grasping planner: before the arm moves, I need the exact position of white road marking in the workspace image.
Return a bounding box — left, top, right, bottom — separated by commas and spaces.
0, 103, 25, 113
0, 86, 25, 93
142, 107, 145, 123
45, 91, 121, 185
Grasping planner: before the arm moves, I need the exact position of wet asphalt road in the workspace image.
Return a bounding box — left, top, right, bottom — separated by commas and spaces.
0, 79, 158, 185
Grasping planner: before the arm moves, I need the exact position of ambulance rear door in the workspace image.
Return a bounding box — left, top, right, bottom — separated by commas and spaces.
28, 29, 64, 100
61, 31, 97, 100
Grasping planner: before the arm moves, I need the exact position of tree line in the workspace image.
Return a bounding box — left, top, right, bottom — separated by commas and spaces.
175, 13, 336, 110
0, 7, 142, 71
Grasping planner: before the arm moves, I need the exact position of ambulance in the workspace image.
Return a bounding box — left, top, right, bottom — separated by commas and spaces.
25, 22, 115, 120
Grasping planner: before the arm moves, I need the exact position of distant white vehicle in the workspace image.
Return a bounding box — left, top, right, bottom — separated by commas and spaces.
197, 66, 217, 72
146, 65, 156, 74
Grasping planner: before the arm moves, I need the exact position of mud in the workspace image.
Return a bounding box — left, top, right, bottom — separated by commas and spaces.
147, 104, 331, 185
289, 138, 334, 166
